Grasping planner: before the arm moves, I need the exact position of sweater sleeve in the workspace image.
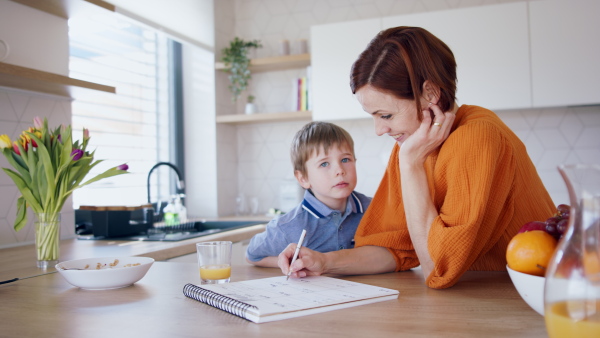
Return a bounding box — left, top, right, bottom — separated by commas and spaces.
354, 143, 420, 271
426, 121, 516, 288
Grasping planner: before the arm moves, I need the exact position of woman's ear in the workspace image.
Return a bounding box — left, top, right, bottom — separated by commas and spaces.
422, 80, 441, 105
294, 170, 311, 189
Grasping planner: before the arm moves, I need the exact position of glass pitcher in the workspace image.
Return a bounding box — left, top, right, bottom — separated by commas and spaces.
544, 164, 600, 337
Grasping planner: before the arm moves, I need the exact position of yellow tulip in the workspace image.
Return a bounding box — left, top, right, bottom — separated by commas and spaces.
0, 134, 11, 149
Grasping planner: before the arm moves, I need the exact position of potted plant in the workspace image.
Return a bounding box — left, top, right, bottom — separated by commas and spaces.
220, 37, 262, 102
245, 95, 257, 114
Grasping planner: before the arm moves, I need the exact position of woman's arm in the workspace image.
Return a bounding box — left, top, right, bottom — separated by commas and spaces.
398, 103, 455, 280
278, 244, 396, 278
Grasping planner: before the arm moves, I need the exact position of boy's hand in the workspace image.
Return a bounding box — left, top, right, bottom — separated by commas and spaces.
278, 244, 326, 278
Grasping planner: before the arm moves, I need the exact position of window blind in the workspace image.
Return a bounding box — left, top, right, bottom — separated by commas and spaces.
69, 10, 172, 207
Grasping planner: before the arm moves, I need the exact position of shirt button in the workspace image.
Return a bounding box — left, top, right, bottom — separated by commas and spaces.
338, 245, 343, 250
338, 225, 343, 231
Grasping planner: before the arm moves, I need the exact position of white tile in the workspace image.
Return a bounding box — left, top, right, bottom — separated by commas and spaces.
264, 0, 292, 15
536, 149, 570, 171
533, 129, 571, 151
497, 110, 530, 131
393, 0, 421, 14
574, 127, 600, 148
558, 112, 584, 147
533, 107, 566, 128
311, 1, 331, 23
283, 18, 302, 40
236, 19, 262, 38
326, 6, 360, 23
374, 0, 398, 15
573, 105, 600, 127
7, 91, 29, 120
523, 133, 545, 164
291, 11, 319, 35
256, 146, 275, 177
236, 0, 261, 20
250, 4, 272, 35
353, 3, 383, 19
0, 91, 18, 122
574, 148, 600, 164
522, 108, 541, 128
264, 15, 292, 35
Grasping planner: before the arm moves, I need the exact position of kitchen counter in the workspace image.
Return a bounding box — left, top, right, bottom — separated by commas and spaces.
0, 262, 548, 337
0, 222, 267, 282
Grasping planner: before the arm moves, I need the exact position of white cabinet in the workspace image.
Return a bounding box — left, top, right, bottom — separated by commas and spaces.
311, 18, 382, 121
311, 3, 531, 121
382, 2, 531, 111
529, 0, 600, 108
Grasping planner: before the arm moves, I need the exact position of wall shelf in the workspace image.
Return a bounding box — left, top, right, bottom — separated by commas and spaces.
216, 111, 312, 125
0, 62, 116, 98
215, 53, 310, 73
9, 0, 114, 19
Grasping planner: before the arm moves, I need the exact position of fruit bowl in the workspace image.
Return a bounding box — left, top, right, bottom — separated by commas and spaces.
506, 265, 545, 315
56, 256, 154, 290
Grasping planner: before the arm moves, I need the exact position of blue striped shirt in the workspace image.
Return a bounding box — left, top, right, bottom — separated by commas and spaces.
246, 190, 371, 262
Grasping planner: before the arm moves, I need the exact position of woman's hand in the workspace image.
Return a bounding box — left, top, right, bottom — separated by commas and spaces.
277, 244, 326, 278
399, 103, 455, 166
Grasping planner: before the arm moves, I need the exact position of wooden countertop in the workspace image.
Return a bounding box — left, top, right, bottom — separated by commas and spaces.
0, 263, 548, 337
0, 223, 267, 281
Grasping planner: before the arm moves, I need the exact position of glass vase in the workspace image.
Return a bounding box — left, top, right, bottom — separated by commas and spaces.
34, 213, 61, 269
544, 164, 600, 337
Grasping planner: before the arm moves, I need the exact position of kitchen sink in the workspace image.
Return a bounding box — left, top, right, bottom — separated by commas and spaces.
76, 219, 266, 242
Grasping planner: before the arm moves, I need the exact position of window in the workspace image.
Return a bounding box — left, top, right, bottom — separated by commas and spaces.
69, 10, 175, 207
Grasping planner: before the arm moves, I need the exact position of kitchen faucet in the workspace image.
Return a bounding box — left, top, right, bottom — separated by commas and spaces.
146, 162, 185, 214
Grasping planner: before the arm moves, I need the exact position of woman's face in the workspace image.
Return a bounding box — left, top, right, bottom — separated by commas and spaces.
355, 85, 424, 144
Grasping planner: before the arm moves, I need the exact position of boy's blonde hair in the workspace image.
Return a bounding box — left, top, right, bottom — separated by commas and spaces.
290, 121, 355, 177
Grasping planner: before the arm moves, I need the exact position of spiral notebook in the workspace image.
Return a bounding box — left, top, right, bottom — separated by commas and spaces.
183, 275, 399, 323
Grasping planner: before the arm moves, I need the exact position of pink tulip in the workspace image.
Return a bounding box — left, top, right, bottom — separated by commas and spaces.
33, 117, 43, 129
83, 128, 90, 140
12, 142, 21, 155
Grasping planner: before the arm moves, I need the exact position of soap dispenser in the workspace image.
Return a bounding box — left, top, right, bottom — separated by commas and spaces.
163, 194, 186, 225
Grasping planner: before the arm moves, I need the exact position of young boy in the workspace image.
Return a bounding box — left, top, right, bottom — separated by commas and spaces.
246, 121, 371, 267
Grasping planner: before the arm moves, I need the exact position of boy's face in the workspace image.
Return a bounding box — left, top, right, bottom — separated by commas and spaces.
295, 143, 357, 212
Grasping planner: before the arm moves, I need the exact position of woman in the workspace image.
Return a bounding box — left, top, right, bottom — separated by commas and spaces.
278, 26, 556, 289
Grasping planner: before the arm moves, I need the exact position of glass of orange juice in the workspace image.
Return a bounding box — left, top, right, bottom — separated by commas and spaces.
196, 241, 232, 284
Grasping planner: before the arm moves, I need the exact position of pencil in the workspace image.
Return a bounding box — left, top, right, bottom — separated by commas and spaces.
286, 229, 307, 280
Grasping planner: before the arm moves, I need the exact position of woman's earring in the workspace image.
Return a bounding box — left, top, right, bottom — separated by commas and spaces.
428, 102, 433, 106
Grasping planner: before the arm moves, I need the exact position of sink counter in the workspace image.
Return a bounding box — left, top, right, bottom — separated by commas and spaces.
0, 220, 267, 282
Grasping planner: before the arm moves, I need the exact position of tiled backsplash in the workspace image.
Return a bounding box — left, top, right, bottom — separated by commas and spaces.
221, 0, 600, 214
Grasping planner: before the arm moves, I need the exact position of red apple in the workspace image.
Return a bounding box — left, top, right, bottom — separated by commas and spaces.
518, 221, 546, 233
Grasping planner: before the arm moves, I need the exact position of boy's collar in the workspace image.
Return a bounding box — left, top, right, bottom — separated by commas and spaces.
301, 190, 364, 219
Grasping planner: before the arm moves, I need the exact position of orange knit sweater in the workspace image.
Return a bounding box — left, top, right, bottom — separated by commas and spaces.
355, 105, 555, 289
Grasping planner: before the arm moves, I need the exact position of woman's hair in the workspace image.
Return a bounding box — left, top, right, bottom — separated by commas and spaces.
291, 121, 355, 177
350, 26, 457, 119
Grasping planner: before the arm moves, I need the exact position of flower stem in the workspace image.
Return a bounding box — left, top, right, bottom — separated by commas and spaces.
35, 213, 60, 262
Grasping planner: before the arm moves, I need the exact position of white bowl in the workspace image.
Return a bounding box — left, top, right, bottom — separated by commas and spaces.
506, 265, 545, 315
56, 256, 154, 290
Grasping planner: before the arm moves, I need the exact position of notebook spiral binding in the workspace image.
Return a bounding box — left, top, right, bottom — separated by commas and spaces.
183, 283, 259, 321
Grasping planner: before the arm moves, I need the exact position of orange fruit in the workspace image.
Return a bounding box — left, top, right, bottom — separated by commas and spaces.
506, 230, 558, 276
